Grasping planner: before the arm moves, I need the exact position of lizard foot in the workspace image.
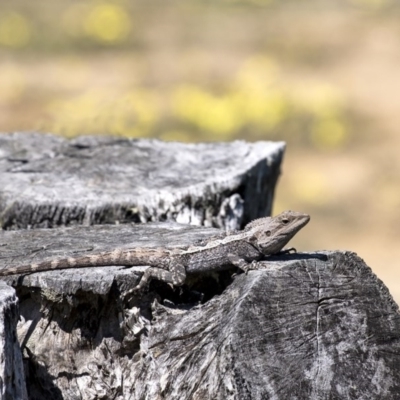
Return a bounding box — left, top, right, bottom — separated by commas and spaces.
227, 254, 259, 274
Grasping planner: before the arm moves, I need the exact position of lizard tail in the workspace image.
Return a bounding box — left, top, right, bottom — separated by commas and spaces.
0, 248, 169, 276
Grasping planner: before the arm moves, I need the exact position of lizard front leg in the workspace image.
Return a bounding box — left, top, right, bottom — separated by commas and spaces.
227, 254, 260, 274
128, 262, 187, 295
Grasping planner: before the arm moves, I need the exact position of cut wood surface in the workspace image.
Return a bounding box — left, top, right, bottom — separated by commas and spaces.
0, 223, 399, 399
0, 133, 285, 230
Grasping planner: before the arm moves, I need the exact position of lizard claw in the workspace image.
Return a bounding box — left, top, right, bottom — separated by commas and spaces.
243, 260, 259, 273
277, 247, 297, 255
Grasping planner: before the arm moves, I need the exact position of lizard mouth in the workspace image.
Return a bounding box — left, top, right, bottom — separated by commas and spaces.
258, 211, 310, 254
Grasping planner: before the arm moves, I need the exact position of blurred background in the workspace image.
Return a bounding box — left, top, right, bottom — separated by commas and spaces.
1, 0, 399, 302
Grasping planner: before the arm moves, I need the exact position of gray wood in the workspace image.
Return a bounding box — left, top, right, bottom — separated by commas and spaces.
0, 133, 285, 230
0, 222, 220, 293
0, 282, 27, 400
0, 223, 399, 399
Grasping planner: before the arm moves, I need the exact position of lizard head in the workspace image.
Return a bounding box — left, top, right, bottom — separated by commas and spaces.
245, 210, 310, 255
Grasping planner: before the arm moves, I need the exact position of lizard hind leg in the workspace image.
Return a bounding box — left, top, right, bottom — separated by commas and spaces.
130, 263, 187, 293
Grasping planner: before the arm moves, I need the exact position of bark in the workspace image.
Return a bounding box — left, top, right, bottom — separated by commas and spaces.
0, 282, 27, 400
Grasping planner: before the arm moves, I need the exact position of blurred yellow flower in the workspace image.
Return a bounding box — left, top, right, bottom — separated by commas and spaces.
45, 89, 158, 138
172, 85, 241, 138
311, 118, 348, 150
232, 90, 287, 130
84, 3, 131, 43
112, 91, 158, 137
0, 13, 31, 48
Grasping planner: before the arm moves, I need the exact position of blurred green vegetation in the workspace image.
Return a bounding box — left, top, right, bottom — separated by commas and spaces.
0, 0, 396, 52
42, 56, 349, 149
0, 0, 360, 150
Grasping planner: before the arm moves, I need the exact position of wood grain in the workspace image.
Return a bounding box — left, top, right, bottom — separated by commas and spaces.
1, 222, 398, 399
0, 133, 284, 230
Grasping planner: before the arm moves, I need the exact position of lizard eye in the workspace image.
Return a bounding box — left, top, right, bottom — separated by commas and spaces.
282, 218, 289, 224
266, 230, 271, 236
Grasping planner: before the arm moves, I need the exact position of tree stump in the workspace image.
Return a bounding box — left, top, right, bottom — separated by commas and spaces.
0, 133, 285, 230
0, 282, 27, 400
0, 223, 399, 399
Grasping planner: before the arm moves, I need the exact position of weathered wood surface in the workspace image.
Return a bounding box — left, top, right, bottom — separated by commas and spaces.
0, 222, 220, 293
0, 133, 285, 230
0, 224, 399, 399
0, 282, 27, 400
